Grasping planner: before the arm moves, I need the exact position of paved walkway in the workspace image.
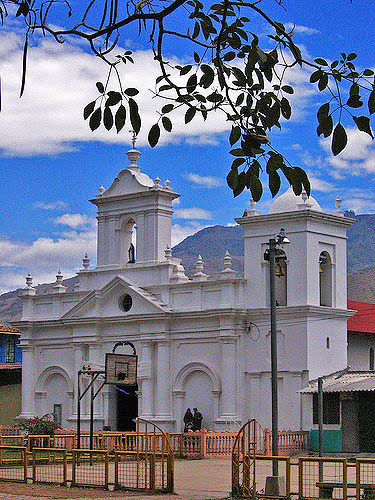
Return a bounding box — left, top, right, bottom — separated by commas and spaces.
0, 459, 232, 500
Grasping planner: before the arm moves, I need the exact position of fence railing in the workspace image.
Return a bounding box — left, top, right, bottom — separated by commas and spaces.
0, 426, 308, 458
264, 428, 309, 456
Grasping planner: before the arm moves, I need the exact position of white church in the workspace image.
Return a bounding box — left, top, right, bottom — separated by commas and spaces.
15, 148, 355, 433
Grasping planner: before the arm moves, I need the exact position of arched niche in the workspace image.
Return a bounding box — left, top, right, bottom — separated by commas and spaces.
319, 251, 332, 307
119, 218, 137, 264
275, 249, 287, 306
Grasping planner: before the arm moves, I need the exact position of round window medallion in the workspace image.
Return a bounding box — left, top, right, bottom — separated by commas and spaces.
119, 294, 132, 312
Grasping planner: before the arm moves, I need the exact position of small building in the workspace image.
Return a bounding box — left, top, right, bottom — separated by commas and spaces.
301, 300, 375, 453
0, 324, 22, 425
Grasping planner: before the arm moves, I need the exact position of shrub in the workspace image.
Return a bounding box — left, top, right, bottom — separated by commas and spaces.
18, 414, 60, 436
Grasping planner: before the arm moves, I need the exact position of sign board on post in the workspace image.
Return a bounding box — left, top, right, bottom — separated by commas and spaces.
105, 353, 137, 386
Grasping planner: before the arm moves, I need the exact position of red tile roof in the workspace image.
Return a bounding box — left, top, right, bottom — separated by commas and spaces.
0, 324, 20, 335
348, 300, 375, 334
0, 363, 22, 370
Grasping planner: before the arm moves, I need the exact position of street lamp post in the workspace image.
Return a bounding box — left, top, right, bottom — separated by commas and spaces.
264, 229, 289, 477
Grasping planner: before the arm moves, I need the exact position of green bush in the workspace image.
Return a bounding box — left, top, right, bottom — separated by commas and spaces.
18, 413, 60, 436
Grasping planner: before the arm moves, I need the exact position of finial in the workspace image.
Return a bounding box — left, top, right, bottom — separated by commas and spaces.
82, 253, 90, 269
250, 199, 256, 210
129, 129, 137, 149
223, 250, 232, 269
97, 185, 105, 197
155, 176, 161, 185
196, 254, 204, 274
56, 269, 63, 286
220, 250, 237, 278
165, 245, 172, 261
26, 272, 33, 288
243, 197, 260, 216
335, 195, 341, 210
164, 179, 171, 189
302, 191, 308, 203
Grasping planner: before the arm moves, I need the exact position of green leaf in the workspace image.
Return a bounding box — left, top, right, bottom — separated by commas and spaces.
103, 107, 113, 131
363, 69, 374, 77
269, 170, 281, 197
194, 52, 200, 63
162, 104, 174, 114
317, 103, 330, 123
192, 22, 200, 39
314, 58, 328, 66
129, 98, 141, 134
227, 169, 238, 191
125, 88, 139, 96
200, 65, 215, 88
187, 74, 198, 93
233, 171, 246, 197
115, 105, 126, 133
347, 95, 363, 108
230, 148, 245, 156
180, 65, 192, 75
353, 116, 374, 139
229, 126, 241, 146
106, 91, 122, 106
280, 97, 291, 119
89, 107, 102, 131
347, 52, 357, 61
281, 85, 294, 95
224, 51, 236, 61
83, 101, 95, 120
331, 123, 347, 156
162, 116, 172, 132
231, 157, 246, 169
185, 107, 196, 123
368, 91, 375, 115
318, 73, 328, 91
310, 70, 321, 83
148, 123, 160, 148
248, 173, 263, 201
96, 82, 105, 94
294, 167, 311, 197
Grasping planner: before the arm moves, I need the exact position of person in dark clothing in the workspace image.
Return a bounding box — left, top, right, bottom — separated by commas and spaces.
183, 408, 193, 432
192, 408, 203, 431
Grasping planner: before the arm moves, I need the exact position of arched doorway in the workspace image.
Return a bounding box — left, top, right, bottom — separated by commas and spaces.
36, 367, 72, 428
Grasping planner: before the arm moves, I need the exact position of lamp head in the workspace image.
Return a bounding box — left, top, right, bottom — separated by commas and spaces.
276, 228, 290, 245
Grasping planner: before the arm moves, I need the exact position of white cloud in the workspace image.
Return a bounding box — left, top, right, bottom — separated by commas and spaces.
308, 174, 335, 193
0, 29, 317, 157
186, 173, 224, 188
34, 200, 68, 210
173, 208, 213, 220
171, 222, 208, 247
284, 23, 319, 36
54, 213, 94, 229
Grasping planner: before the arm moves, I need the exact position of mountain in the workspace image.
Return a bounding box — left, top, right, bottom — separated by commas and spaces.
2, 211, 375, 325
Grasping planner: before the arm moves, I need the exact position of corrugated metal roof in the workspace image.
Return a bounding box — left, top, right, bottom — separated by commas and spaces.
0, 363, 22, 371
300, 371, 375, 393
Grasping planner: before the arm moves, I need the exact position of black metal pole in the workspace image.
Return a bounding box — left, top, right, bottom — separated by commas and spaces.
77, 371, 81, 450
318, 377, 324, 481
269, 238, 279, 476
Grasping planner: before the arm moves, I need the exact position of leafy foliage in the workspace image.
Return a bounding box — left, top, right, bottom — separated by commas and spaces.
18, 413, 60, 436
1, 0, 374, 200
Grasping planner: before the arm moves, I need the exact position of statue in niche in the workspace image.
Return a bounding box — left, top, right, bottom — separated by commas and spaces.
128, 243, 135, 263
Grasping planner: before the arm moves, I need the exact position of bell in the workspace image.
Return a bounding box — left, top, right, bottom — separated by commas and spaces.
275, 262, 284, 277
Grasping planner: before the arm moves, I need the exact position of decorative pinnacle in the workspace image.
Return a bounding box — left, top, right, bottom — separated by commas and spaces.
250, 198, 256, 210
82, 253, 90, 269
223, 250, 232, 269
165, 245, 172, 261
196, 254, 204, 274
335, 195, 342, 210
98, 186, 105, 196
302, 191, 308, 203
26, 272, 33, 288
56, 269, 63, 285
155, 176, 161, 185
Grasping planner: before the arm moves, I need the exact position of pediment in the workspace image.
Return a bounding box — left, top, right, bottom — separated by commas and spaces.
62, 275, 171, 320
102, 168, 154, 197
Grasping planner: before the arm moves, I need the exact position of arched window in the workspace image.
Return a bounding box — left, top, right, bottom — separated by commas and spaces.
370, 348, 374, 371
275, 250, 287, 306
319, 251, 332, 307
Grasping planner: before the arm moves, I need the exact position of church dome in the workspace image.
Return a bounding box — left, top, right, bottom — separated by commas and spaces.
269, 187, 322, 214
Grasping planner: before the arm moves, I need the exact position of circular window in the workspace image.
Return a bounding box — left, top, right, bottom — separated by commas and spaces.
119, 294, 133, 312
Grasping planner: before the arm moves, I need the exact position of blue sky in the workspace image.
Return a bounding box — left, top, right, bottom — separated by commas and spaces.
0, 0, 374, 294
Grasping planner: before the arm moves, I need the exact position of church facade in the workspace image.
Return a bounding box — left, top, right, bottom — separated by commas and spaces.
15, 149, 354, 433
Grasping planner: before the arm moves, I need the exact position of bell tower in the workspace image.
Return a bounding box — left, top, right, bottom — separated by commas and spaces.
91, 149, 179, 269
